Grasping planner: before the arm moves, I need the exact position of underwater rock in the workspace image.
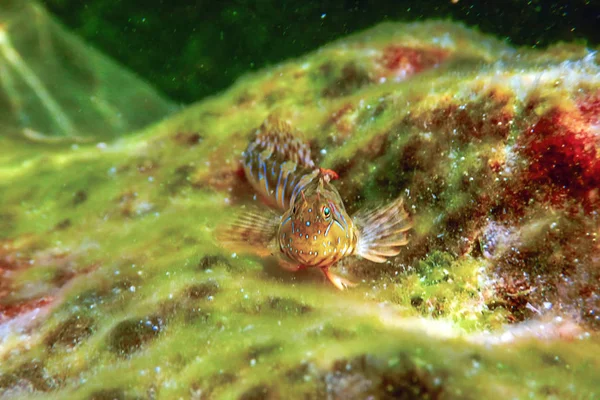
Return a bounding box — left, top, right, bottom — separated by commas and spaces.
0, 20, 599, 399
0, 0, 177, 144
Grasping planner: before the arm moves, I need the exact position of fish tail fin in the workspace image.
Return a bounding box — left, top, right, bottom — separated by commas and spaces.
216, 206, 281, 257
352, 197, 412, 263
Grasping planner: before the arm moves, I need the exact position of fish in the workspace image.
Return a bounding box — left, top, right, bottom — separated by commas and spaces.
219, 116, 412, 290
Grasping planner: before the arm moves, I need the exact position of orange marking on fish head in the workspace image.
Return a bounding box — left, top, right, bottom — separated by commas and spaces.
319, 168, 339, 181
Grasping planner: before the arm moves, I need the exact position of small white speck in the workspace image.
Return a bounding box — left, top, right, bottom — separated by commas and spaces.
231, 253, 237, 258
148, 176, 154, 182
129, 286, 136, 292
250, 359, 257, 366
320, 13, 326, 19
320, 149, 327, 155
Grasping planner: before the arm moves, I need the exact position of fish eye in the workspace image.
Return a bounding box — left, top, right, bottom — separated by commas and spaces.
322, 206, 331, 219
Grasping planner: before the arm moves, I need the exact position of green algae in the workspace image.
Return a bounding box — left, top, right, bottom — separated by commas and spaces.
1, 20, 600, 399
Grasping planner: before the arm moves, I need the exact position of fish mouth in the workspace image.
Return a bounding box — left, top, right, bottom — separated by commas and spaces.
297, 251, 326, 267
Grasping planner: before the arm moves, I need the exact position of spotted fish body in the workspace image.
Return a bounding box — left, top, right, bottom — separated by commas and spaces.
222, 116, 412, 290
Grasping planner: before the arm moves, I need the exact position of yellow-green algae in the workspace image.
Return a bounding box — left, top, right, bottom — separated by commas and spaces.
1, 21, 600, 399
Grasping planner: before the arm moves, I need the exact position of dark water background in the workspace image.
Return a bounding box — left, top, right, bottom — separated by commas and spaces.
41, 0, 600, 104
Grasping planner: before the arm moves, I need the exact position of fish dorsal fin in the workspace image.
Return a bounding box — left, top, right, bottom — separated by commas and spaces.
242, 115, 318, 211
251, 115, 315, 168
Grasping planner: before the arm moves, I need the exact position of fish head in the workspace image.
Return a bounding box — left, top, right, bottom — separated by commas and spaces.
278, 173, 355, 267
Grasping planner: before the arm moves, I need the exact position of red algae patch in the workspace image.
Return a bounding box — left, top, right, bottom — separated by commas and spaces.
0, 239, 97, 328
376, 45, 450, 82
520, 104, 600, 210
0, 297, 54, 324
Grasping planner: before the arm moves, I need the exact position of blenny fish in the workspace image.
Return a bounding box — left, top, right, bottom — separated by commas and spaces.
220, 116, 412, 290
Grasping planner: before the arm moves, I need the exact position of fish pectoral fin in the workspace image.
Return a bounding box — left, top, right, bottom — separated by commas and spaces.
352, 196, 412, 263
216, 206, 280, 257
322, 267, 357, 290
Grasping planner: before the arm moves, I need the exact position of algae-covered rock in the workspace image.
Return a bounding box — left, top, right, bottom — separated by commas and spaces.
0, 21, 599, 399
0, 0, 177, 145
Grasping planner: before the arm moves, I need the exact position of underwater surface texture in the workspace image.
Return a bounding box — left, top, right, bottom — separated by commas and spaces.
1, 17, 600, 400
